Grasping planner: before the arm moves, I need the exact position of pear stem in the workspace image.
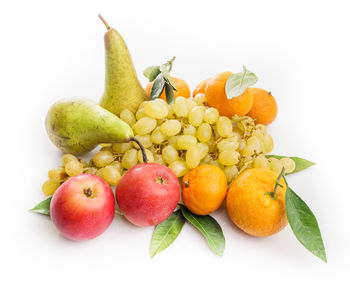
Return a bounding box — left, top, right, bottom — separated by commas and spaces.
98, 14, 111, 30
130, 137, 148, 163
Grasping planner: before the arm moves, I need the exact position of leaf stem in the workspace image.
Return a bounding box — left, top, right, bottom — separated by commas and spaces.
265, 167, 285, 200
167, 56, 176, 72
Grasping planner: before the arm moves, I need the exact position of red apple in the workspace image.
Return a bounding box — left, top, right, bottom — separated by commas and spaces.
116, 163, 180, 227
50, 174, 115, 241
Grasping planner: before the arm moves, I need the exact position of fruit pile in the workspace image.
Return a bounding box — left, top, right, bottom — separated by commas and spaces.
31, 15, 326, 263
43, 96, 286, 195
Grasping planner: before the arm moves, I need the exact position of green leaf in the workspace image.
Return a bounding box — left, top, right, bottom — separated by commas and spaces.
143, 65, 161, 82
266, 155, 315, 174
150, 74, 165, 100
164, 82, 175, 104
29, 197, 52, 216
285, 187, 327, 262
150, 209, 186, 258
180, 206, 225, 256
225, 66, 258, 99
160, 64, 177, 91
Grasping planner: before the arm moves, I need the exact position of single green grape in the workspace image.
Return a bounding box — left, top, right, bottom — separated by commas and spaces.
218, 149, 240, 166
183, 124, 197, 137
186, 98, 197, 112
48, 167, 67, 182
121, 149, 138, 169
255, 124, 267, 134
217, 138, 239, 152
174, 97, 189, 117
188, 106, 204, 127
216, 116, 232, 137
268, 158, 283, 174
133, 117, 157, 135
160, 119, 182, 136
247, 136, 261, 146
168, 135, 180, 150
65, 160, 83, 176
162, 145, 179, 164
93, 151, 114, 167
138, 101, 148, 110
167, 103, 176, 119
223, 165, 238, 183
281, 158, 296, 173
110, 160, 122, 173
144, 101, 168, 119
112, 142, 133, 154
197, 123, 212, 143
242, 136, 262, 156
169, 160, 189, 177
253, 154, 269, 169
186, 146, 201, 169
151, 127, 167, 144
261, 133, 274, 153
153, 98, 168, 105
102, 165, 121, 186
193, 93, 206, 105
204, 107, 219, 124
62, 154, 77, 166
42, 180, 60, 196
177, 135, 197, 150
197, 142, 209, 159
135, 107, 147, 120
120, 108, 136, 127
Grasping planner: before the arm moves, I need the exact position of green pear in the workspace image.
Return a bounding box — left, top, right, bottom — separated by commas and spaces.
99, 15, 148, 115
46, 98, 134, 155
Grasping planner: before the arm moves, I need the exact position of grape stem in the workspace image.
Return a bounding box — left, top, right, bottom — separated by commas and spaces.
130, 137, 148, 163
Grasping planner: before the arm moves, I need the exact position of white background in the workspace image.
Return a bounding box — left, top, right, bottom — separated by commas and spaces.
1, 0, 349, 287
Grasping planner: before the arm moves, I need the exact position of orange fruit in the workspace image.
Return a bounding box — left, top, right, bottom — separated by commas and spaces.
193, 77, 211, 97
205, 71, 254, 117
145, 77, 190, 101
247, 88, 278, 125
226, 168, 287, 237
182, 165, 227, 215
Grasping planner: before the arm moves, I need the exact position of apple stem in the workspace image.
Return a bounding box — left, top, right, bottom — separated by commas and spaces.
84, 188, 93, 197
98, 14, 111, 30
130, 137, 148, 163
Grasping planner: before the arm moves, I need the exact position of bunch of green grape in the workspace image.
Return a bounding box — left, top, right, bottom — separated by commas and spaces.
42, 93, 295, 196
